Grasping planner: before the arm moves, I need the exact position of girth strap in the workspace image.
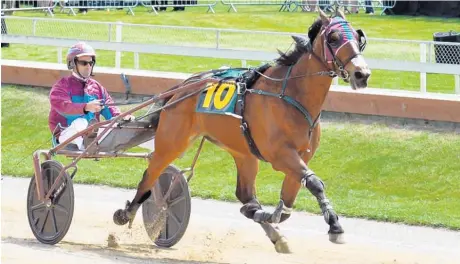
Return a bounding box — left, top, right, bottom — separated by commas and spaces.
236, 83, 268, 162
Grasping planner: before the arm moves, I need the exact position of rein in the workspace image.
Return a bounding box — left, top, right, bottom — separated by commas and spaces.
253, 65, 337, 82
114, 76, 224, 125
104, 71, 220, 108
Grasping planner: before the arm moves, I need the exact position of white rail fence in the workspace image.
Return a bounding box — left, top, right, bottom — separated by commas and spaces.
1, 0, 398, 15
1, 16, 460, 93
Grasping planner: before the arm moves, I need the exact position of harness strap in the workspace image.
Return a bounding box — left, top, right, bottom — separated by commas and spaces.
280, 65, 293, 97
236, 65, 322, 162
247, 65, 320, 129
247, 89, 319, 129
236, 83, 267, 162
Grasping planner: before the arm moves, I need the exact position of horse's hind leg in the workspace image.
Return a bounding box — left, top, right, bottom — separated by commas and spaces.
233, 155, 259, 214
233, 155, 291, 253
113, 110, 195, 226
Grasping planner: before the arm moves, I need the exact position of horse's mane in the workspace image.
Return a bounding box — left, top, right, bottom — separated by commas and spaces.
275, 18, 323, 66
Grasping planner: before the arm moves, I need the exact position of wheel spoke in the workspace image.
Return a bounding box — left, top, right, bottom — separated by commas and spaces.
165, 214, 169, 239
30, 202, 46, 211
168, 195, 185, 207
154, 183, 164, 200
51, 209, 59, 234
46, 170, 52, 191
53, 204, 69, 215
167, 209, 181, 227
159, 228, 166, 239
40, 210, 50, 234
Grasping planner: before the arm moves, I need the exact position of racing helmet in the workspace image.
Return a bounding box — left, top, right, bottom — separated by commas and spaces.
66, 42, 97, 76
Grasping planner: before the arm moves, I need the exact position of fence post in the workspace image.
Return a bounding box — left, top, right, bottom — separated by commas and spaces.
108, 23, 112, 42
32, 19, 37, 36
57, 47, 62, 64
216, 30, 220, 49
420, 43, 427, 93
115, 21, 122, 68
455, 75, 460, 94
427, 42, 432, 63
134, 52, 139, 69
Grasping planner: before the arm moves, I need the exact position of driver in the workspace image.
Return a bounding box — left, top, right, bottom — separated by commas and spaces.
48, 41, 134, 151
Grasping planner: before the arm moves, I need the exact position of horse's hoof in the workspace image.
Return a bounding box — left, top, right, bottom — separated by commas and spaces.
274, 236, 292, 254
113, 209, 130, 226
329, 232, 345, 244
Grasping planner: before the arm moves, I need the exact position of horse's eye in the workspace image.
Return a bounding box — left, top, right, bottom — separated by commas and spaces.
328, 31, 340, 43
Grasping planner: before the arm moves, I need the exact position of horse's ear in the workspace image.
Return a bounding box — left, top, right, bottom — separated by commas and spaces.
336, 8, 346, 19
319, 9, 330, 25
291, 35, 309, 47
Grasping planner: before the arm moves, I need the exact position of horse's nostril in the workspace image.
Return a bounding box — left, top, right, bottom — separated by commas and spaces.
354, 71, 364, 80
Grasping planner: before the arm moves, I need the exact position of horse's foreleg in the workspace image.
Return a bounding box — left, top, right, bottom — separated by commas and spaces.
247, 154, 300, 225
236, 162, 295, 224
233, 155, 260, 219
301, 166, 344, 243
270, 146, 345, 244
233, 155, 291, 253
300, 125, 345, 244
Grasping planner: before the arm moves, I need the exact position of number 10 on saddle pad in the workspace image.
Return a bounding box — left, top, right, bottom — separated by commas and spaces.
196, 82, 240, 116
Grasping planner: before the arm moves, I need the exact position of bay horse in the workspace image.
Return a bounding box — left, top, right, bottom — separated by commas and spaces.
113, 9, 370, 253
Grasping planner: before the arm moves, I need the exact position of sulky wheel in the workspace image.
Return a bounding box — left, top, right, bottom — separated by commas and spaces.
142, 165, 191, 248
27, 160, 74, 245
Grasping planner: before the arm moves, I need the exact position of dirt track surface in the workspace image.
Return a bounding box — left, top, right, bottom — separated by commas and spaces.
2, 176, 459, 264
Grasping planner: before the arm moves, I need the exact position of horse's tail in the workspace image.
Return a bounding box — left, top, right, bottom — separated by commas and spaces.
148, 95, 173, 131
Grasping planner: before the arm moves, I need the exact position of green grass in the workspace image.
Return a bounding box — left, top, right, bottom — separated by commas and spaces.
2, 4, 460, 93
2, 85, 460, 230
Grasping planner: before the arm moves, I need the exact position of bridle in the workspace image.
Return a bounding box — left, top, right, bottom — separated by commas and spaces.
322, 18, 367, 82
254, 17, 367, 84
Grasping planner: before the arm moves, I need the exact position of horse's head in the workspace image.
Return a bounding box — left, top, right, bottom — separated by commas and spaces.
300, 9, 371, 89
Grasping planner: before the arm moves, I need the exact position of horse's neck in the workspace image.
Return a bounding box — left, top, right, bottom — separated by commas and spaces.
289, 54, 334, 121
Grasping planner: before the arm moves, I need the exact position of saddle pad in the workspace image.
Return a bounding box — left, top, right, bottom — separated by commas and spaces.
195, 81, 240, 117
